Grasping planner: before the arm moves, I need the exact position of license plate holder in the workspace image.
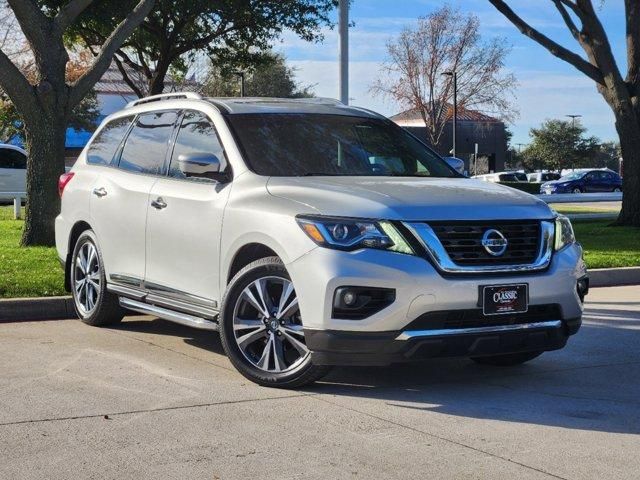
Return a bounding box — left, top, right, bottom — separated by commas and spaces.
482, 284, 528, 316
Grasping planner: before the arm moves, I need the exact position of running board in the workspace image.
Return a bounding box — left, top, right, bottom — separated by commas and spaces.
119, 297, 219, 331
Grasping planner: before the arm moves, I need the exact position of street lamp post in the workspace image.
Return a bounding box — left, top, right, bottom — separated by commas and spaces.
566, 114, 582, 127
339, 0, 349, 105
233, 71, 245, 97
442, 71, 457, 158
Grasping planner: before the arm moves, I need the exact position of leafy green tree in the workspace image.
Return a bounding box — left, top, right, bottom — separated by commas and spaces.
595, 141, 622, 171
45, 0, 336, 97
202, 52, 314, 98
522, 119, 599, 171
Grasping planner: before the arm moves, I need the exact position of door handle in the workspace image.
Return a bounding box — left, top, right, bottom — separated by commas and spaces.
151, 197, 167, 210
92, 187, 107, 198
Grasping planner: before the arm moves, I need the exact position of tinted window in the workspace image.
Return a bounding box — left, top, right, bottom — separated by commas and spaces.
87, 116, 133, 166
0, 148, 26, 169
169, 111, 225, 179
118, 111, 179, 175
227, 114, 456, 178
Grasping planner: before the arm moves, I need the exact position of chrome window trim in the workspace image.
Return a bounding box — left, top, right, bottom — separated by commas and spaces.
396, 320, 562, 340
403, 220, 555, 274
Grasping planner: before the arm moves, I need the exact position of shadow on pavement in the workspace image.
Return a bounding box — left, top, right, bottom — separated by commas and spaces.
113, 317, 640, 436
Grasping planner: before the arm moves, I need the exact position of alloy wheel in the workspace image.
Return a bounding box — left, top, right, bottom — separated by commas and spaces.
73, 241, 101, 316
232, 276, 309, 373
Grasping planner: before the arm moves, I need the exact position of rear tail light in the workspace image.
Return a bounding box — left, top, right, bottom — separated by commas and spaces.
58, 172, 75, 197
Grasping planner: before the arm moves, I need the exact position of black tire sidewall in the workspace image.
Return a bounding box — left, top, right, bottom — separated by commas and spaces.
219, 257, 319, 387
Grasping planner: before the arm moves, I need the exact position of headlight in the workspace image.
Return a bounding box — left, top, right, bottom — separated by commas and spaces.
555, 214, 575, 251
296, 215, 414, 254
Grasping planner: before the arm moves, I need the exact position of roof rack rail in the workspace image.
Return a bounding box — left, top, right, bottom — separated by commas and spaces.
126, 92, 203, 109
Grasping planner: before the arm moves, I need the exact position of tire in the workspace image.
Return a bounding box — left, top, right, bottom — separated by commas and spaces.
219, 256, 331, 388
471, 351, 543, 366
571, 187, 582, 194
70, 230, 124, 326
613, 187, 622, 193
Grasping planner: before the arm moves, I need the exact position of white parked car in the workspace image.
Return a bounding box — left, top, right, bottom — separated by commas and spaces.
0, 144, 27, 193
473, 171, 527, 183
55, 93, 588, 387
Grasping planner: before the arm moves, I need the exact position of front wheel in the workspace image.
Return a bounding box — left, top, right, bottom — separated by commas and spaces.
219, 257, 330, 388
471, 351, 543, 366
613, 187, 622, 192
571, 187, 582, 194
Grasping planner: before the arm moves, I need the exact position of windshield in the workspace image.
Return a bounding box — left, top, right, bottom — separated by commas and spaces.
226, 114, 458, 177
559, 172, 586, 181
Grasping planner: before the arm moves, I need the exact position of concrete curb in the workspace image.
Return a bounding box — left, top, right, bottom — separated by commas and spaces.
0, 296, 74, 323
589, 267, 640, 288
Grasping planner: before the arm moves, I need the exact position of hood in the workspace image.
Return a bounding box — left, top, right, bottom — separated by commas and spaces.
267, 176, 554, 221
543, 179, 575, 187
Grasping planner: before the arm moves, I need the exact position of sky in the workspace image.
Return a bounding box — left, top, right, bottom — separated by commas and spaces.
278, 0, 627, 146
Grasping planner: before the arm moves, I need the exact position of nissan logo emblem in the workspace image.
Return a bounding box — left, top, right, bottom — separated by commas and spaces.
481, 229, 508, 256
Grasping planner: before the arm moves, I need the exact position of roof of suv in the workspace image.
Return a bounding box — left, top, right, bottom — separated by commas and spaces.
125, 92, 383, 118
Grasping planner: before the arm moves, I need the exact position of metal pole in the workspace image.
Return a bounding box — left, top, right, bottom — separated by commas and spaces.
339, 0, 349, 104
452, 72, 457, 158
14, 196, 21, 220
239, 72, 245, 98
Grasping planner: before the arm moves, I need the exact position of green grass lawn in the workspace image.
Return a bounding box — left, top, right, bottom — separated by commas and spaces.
0, 207, 638, 298
573, 220, 640, 269
0, 206, 65, 298
554, 205, 620, 215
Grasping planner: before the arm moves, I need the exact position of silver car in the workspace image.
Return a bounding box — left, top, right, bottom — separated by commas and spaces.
56, 94, 587, 387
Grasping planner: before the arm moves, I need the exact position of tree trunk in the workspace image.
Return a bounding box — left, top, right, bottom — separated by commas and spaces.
20, 113, 67, 246
615, 113, 640, 226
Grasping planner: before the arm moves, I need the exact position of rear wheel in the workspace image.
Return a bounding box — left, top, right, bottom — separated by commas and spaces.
70, 230, 124, 326
219, 257, 330, 388
471, 351, 542, 366
613, 187, 622, 192
571, 187, 582, 194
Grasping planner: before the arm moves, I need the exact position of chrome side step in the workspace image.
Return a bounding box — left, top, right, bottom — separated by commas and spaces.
119, 297, 219, 331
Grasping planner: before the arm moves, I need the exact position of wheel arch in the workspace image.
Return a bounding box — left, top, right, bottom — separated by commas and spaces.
225, 242, 280, 286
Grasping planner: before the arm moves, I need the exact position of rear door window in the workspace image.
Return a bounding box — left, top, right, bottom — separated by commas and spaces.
0, 149, 27, 169
118, 111, 179, 175
87, 116, 133, 166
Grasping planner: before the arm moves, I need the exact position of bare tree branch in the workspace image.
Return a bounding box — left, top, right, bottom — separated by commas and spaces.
54, 0, 94, 32
488, 0, 604, 85
70, 0, 155, 106
552, 0, 581, 41
0, 48, 35, 112
6, 0, 51, 50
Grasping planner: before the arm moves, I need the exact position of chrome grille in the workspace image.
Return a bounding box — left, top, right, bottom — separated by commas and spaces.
427, 221, 541, 266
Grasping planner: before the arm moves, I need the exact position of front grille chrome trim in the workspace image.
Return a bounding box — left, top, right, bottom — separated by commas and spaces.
404, 220, 555, 274
395, 320, 562, 340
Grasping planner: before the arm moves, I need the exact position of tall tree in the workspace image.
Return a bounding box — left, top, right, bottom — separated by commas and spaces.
202, 52, 314, 98
0, 0, 154, 246
371, 5, 517, 148
522, 119, 600, 171
489, 0, 640, 226
49, 0, 336, 98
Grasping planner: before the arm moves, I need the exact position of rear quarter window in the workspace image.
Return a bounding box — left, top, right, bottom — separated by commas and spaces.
87, 116, 134, 166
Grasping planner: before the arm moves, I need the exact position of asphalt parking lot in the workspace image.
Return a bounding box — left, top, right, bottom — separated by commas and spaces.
1, 286, 638, 480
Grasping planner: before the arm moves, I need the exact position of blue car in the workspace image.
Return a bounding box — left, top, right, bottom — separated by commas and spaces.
541, 169, 623, 194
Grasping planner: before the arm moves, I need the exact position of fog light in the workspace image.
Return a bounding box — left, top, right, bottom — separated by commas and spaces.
343, 291, 357, 306
332, 287, 396, 320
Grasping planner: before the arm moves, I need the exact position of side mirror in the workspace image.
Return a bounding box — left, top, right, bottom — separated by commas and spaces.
177, 152, 221, 180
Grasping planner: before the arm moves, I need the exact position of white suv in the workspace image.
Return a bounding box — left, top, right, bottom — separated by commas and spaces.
56, 93, 588, 387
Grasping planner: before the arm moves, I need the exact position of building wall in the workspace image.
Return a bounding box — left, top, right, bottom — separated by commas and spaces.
401, 120, 507, 174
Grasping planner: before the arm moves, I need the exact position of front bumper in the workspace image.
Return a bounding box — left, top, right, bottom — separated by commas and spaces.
305, 317, 581, 366
287, 242, 586, 366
